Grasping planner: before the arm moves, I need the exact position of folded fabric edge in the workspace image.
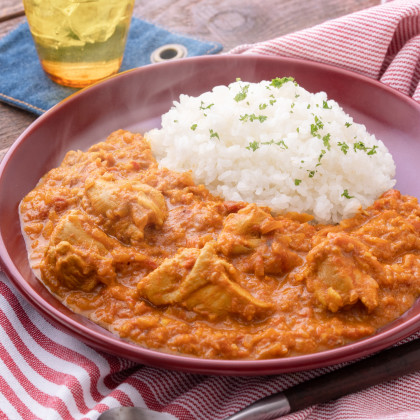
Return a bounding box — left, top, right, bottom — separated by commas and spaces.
0, 92, 45, 116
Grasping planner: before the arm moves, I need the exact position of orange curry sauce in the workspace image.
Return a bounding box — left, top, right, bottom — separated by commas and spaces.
19, 130, 420, 359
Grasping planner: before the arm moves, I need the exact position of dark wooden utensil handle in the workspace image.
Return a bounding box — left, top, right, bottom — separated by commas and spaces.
285, 338, 420, 412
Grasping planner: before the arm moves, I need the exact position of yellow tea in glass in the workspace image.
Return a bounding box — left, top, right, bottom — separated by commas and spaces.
23, 0, 135, 88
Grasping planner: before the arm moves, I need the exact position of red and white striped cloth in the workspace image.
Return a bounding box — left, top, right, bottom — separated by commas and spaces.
2, 1, 420, 419
230, 0, 420, 104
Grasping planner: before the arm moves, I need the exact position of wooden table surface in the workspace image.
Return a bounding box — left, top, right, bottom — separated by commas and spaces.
0, 0, 379, 159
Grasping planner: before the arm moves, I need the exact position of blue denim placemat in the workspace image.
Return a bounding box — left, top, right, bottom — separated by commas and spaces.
0, 18, 223, 115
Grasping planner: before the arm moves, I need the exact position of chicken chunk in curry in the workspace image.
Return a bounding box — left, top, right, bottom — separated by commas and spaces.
138, 241, 273, 321
40, 209, 148, 292
19, 130, 420, 360
83, 175, 167, 244
300, 233, 384, 313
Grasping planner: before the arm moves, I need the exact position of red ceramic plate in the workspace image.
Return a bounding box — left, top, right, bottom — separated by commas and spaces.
1, 55, 419, 376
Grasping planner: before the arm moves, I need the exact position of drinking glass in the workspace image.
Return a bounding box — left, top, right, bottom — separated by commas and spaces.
23, 0, 135, 88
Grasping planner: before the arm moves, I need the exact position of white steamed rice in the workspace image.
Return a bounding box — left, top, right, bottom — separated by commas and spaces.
146, 77, 396, 224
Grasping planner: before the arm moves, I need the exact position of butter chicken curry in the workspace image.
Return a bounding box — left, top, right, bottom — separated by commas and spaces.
19, 130, 420, 359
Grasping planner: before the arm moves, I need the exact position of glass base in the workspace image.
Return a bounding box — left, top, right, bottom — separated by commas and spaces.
41, 58, 122, 88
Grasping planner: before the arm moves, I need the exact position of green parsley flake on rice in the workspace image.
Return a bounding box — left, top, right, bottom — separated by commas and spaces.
146, 77, 396, 224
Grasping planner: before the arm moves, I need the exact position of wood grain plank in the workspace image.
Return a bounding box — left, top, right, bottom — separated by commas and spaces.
0, 147, 8, 162
132, 0, 379, 50
0, 6, 24, 23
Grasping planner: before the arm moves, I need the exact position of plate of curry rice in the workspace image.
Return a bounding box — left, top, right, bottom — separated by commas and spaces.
0, 55, 419, 375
